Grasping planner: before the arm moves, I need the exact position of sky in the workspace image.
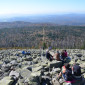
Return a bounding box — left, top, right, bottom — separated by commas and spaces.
0, 0, 85, 17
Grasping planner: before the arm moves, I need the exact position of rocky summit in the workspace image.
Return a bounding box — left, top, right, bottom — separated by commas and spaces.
0, 49, 85, 85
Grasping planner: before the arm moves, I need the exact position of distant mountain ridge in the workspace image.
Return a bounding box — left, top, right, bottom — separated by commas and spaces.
0, 21, 56, 29
0, 14, 85, 25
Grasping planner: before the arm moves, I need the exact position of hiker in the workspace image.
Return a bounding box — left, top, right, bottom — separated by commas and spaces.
64, 50, 67, 57
59, 50, 66, 65
60, 50, 67, 60
54, 50, 61, 61
58, 63, 74, 85
46, 49, 53, 61
72, 64, 85, 85
60, 50, 71, 64
72, 64, 81, 78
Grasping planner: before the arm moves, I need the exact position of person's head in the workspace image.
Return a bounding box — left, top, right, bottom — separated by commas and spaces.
64, 50, 66, 52
61, 51, 65, 56
64, 63, 70, 69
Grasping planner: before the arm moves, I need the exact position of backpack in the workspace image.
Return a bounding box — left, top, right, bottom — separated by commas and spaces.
72, 64, 81, 76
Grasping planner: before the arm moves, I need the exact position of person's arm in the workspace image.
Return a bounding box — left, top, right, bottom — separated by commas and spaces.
58, 66, 66, 78
62, 66, 66, 73
58, 72, 62, 77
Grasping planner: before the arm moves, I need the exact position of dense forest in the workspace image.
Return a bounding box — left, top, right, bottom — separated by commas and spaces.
0, 22, 85, 49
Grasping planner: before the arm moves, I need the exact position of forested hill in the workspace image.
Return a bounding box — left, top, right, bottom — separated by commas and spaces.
0, 22, 55, 29
0, 22, 85, 49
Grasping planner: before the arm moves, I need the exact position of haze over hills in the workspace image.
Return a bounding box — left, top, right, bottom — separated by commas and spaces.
0, 14, 85, 25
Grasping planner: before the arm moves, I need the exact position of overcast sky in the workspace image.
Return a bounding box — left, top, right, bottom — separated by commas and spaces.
0, 0, 85, 17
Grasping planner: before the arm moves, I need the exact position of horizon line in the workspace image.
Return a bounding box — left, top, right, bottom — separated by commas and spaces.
0, 13, 85, 18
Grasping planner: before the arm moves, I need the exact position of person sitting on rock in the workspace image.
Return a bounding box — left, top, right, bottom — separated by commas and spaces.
58, 63, 74, 84
72, 64, 81, 78
60, 50, 67, 60
59, 50, 66, 65
60, 50, 71, 64
64, 50, 68, 57
46, 49, 53, 61
54, 50, 61, 61
72, 63, 85, 85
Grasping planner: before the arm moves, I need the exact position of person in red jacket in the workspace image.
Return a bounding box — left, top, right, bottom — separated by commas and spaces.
64, 50, 67, 57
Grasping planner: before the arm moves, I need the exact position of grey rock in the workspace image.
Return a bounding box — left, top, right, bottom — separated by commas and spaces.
10, 60, 18, 66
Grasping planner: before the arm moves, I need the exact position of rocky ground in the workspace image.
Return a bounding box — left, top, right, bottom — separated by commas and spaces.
0, 49, 85, 85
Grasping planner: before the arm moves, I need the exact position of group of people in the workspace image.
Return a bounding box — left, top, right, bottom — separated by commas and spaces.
58, 63, 84, 85
46, 49, 70, 63
46, 49, 85, 85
